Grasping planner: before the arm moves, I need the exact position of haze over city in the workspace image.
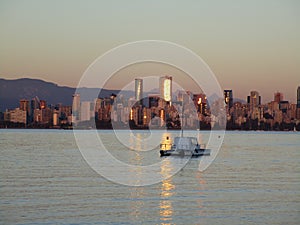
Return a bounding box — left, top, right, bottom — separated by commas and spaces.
1, 0, 300, 103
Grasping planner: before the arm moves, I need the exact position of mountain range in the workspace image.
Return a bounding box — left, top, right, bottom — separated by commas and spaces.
0, 78, 132, 111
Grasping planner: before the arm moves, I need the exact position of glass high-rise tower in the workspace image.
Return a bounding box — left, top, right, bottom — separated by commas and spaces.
159, 76, 172, 103
135, 78, 143, 105
224, 90, 233, 108
297, 86, 300, 108
72, 93, 80, 121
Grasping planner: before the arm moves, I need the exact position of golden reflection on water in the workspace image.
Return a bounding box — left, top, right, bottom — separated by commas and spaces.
159, 154, 176, 225
195, 172, 205, 215
129, 187, 145, 221
128, 133, 144, 186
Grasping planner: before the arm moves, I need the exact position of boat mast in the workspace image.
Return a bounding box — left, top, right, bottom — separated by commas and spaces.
181, 100, 184, 137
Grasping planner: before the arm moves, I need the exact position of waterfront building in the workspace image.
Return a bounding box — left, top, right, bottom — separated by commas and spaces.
247, 91, 261, 112
248, 91, 261, 107
95, 98, 102, 113
20, 99, 29, 112
80, 101, 91, 121
8, 108, 27, 124
53, 110, 59, 126
72, 94, 80, 121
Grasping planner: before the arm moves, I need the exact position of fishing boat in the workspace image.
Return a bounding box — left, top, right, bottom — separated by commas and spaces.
160, 101, 210, 157
160, 135, 210, 157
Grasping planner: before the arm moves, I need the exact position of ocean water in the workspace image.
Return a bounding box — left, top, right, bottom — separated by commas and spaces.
0, 129, 299, 225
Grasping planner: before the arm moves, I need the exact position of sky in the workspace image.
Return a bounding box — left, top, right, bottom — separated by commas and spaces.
0, 0, 299, 103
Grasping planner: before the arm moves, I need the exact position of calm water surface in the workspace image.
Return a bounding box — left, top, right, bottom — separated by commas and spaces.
0, 130, 299, 225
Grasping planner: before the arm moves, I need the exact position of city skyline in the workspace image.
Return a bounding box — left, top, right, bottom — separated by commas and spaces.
1, 1, 300, 103
1, 65, 299, 131
2, 82, 299, 131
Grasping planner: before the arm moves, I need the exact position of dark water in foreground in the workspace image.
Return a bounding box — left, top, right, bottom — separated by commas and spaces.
0, 130, 299, 225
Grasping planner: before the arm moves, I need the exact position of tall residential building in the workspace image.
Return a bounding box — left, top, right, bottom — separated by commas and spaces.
31, 97, 40, 111
40, 100, 47, 109
297, 86, 300, 119
193, 94, 207, 115
247, 91, 261, 111
53, 110, 59, 126
135, 78, 143, 104
274, 92, 283, 103
72, 94, 80, 121
29, 97, 40, 123
20, 99, 29, 112
297, 86, 300, 108
159, 75, 172, 103
9, 108, 27, 124
224, 90, 233, 108
80, 101, 91, 121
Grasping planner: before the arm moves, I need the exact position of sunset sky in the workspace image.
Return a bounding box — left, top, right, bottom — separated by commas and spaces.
1, 0, 299, 103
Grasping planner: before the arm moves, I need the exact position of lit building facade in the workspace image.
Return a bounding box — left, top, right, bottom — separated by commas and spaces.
135, 78, 143, 104
9, 108, 27, 124
40, 100, 47, 109
193, 94, 207, 115
248, 91, 261, 112
159, 76, 172, 103
224, 90, 233, 109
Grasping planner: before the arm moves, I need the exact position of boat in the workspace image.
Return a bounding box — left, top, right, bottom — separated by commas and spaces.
160, 102, 210, 157
160, 136, 210, 157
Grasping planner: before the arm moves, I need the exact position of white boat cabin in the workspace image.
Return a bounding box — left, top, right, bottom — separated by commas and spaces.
173, 137, 198, 151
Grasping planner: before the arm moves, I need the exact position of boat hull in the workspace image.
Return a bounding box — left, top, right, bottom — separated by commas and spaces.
160, 149, 210, 157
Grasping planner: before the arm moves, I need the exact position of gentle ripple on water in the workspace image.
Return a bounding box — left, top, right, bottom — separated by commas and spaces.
0, 130, 299, 225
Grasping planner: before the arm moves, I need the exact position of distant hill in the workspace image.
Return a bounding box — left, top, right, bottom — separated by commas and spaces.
0, 78, 135, 111
0, 78, 75, 111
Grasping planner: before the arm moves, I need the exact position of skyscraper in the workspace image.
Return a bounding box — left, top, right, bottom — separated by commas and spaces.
297, 86, 300, 119
19, 99, 29, 111
224, 90, 233, 108
80, 101, 91, 121
247, 91, 261, 111
40, 100, 47, 109
135, 78, 143, 104
159, 75, 172, 103
274, 92, 283, 103
72, 94, 80, 121
193, 94, 207, 114
297, 86, 300, 108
